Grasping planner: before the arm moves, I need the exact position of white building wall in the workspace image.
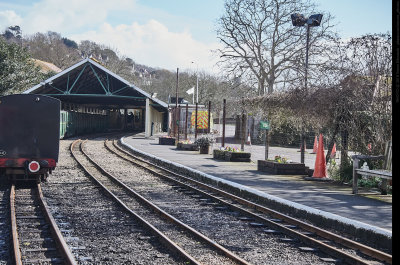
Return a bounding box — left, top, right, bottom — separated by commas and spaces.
145, 98, 164, 137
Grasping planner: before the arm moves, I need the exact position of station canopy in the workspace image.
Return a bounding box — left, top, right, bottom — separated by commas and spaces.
24, 57, 168, 112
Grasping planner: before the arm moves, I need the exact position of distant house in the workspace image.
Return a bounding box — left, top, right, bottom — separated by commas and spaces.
168, 95, 190, 104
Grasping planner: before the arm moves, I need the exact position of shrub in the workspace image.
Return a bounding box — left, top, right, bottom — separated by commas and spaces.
194, 135, 215, 147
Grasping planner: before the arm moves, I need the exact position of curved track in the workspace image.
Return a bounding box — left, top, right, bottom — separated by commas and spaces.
108, 138, 391, 265
71, 139, 251, 265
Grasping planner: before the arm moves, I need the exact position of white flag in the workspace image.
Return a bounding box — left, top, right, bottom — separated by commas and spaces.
186, 87, 194, 95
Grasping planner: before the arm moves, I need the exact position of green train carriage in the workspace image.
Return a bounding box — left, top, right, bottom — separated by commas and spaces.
59, 110, 110, 139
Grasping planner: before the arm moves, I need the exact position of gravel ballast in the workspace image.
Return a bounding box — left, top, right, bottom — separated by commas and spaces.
42, 139, 185, 264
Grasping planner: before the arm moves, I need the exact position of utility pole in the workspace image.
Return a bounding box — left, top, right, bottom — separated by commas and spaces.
265, 130, 269, 160
196, 73, 199, 103
195, 103, 198, 140
175, 68, 179, 137
241, 98, 245, 151
208, 101, 211, 134
191, 61, 199, 104
222, 99, 226, 147
177, 105, 180, 143
185, 103, 188, 140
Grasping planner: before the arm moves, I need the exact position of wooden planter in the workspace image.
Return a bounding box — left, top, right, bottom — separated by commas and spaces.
177, 143, 199, 151
257, 160, 307, 175
199, 145, 210, 154
213, 149, 226, 160
159, 137, 176, 145
213, 150, 251, 162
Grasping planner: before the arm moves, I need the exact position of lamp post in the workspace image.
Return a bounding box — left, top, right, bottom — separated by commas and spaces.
291, 13, 322, 164
291, 13, 323, 91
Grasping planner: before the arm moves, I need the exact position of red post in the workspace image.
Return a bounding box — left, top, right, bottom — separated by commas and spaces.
185, 103, 188, 140
208, 100, 211, 134
195, 102, 198, 140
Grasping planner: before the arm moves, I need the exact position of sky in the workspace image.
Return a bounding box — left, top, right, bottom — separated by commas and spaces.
0, 0, 392, 73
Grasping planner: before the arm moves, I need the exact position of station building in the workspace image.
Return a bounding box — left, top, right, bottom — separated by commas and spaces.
24, 57, 169, 138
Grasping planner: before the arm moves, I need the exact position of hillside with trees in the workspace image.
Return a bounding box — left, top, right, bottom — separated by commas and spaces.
1, 26, 246, 105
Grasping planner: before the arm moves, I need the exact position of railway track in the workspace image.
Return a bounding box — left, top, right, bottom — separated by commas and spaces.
71, 139, 251, 265
0, 185, 11, 264
105, 138, 391, 265
10, 183, 77, 265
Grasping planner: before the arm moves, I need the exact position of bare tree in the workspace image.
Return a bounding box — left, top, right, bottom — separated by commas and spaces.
216, 0, 336, 95
26, 32, 81, 69
244, 33, 392, 170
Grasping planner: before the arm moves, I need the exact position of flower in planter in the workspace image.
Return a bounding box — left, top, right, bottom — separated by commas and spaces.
178, 140, 193, 144
273, 155, 288, 163
224, 146, 241, 152
194, 135, 215, 147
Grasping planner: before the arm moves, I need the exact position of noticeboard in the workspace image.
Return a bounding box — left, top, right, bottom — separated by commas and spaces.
259, 120, 270, 130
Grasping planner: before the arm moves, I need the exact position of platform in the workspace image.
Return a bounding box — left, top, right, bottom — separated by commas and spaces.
121, 133, 392, 241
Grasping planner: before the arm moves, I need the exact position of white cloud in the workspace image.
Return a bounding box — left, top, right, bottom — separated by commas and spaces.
0, 10, 23, 29
20, 0, 137, 34
71, 20, 222, 72
0, 0, 222, 73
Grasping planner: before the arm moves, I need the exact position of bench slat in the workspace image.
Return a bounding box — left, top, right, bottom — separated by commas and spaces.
352, 140, 392, 195
355, 169, 392, 179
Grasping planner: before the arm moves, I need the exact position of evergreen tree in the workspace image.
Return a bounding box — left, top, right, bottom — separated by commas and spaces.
0, 37, 44, 95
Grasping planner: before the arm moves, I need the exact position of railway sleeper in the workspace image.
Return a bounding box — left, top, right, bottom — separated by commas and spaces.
23, 257, 64, 264
21, 237, 54, 243
22, 247, 58, 252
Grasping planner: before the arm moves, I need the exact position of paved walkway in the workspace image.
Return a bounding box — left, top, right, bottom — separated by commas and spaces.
123, 133, 392, 232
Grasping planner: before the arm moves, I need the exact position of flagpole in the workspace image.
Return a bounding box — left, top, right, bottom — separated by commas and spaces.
191, 61, 199, 104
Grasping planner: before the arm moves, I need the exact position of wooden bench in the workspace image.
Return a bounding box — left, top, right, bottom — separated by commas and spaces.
352, 140, 392, 195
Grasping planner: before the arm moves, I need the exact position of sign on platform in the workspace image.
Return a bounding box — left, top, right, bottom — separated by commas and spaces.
259, 120, 270, 130
190, 111, 212, 129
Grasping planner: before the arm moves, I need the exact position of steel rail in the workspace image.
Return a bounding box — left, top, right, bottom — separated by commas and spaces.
37, 183, 78, 265
10, 183, 77, 265
10, 184, 22, 265
70, 139, 200, 265
78, 139, 251, 265
111, 139, 392, 265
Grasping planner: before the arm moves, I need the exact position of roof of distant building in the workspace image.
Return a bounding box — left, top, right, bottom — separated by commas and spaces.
32, 59, 62, 73
24, 57, 168, 111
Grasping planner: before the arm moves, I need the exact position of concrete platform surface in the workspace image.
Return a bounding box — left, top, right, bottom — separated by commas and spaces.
122, 133, 392, 233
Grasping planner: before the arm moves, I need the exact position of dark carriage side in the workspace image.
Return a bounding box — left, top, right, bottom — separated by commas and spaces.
0, 94, 60, 182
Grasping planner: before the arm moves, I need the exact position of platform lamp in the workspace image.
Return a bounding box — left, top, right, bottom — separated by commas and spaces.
291, 13, 322, 164
291, 13, 323, 91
